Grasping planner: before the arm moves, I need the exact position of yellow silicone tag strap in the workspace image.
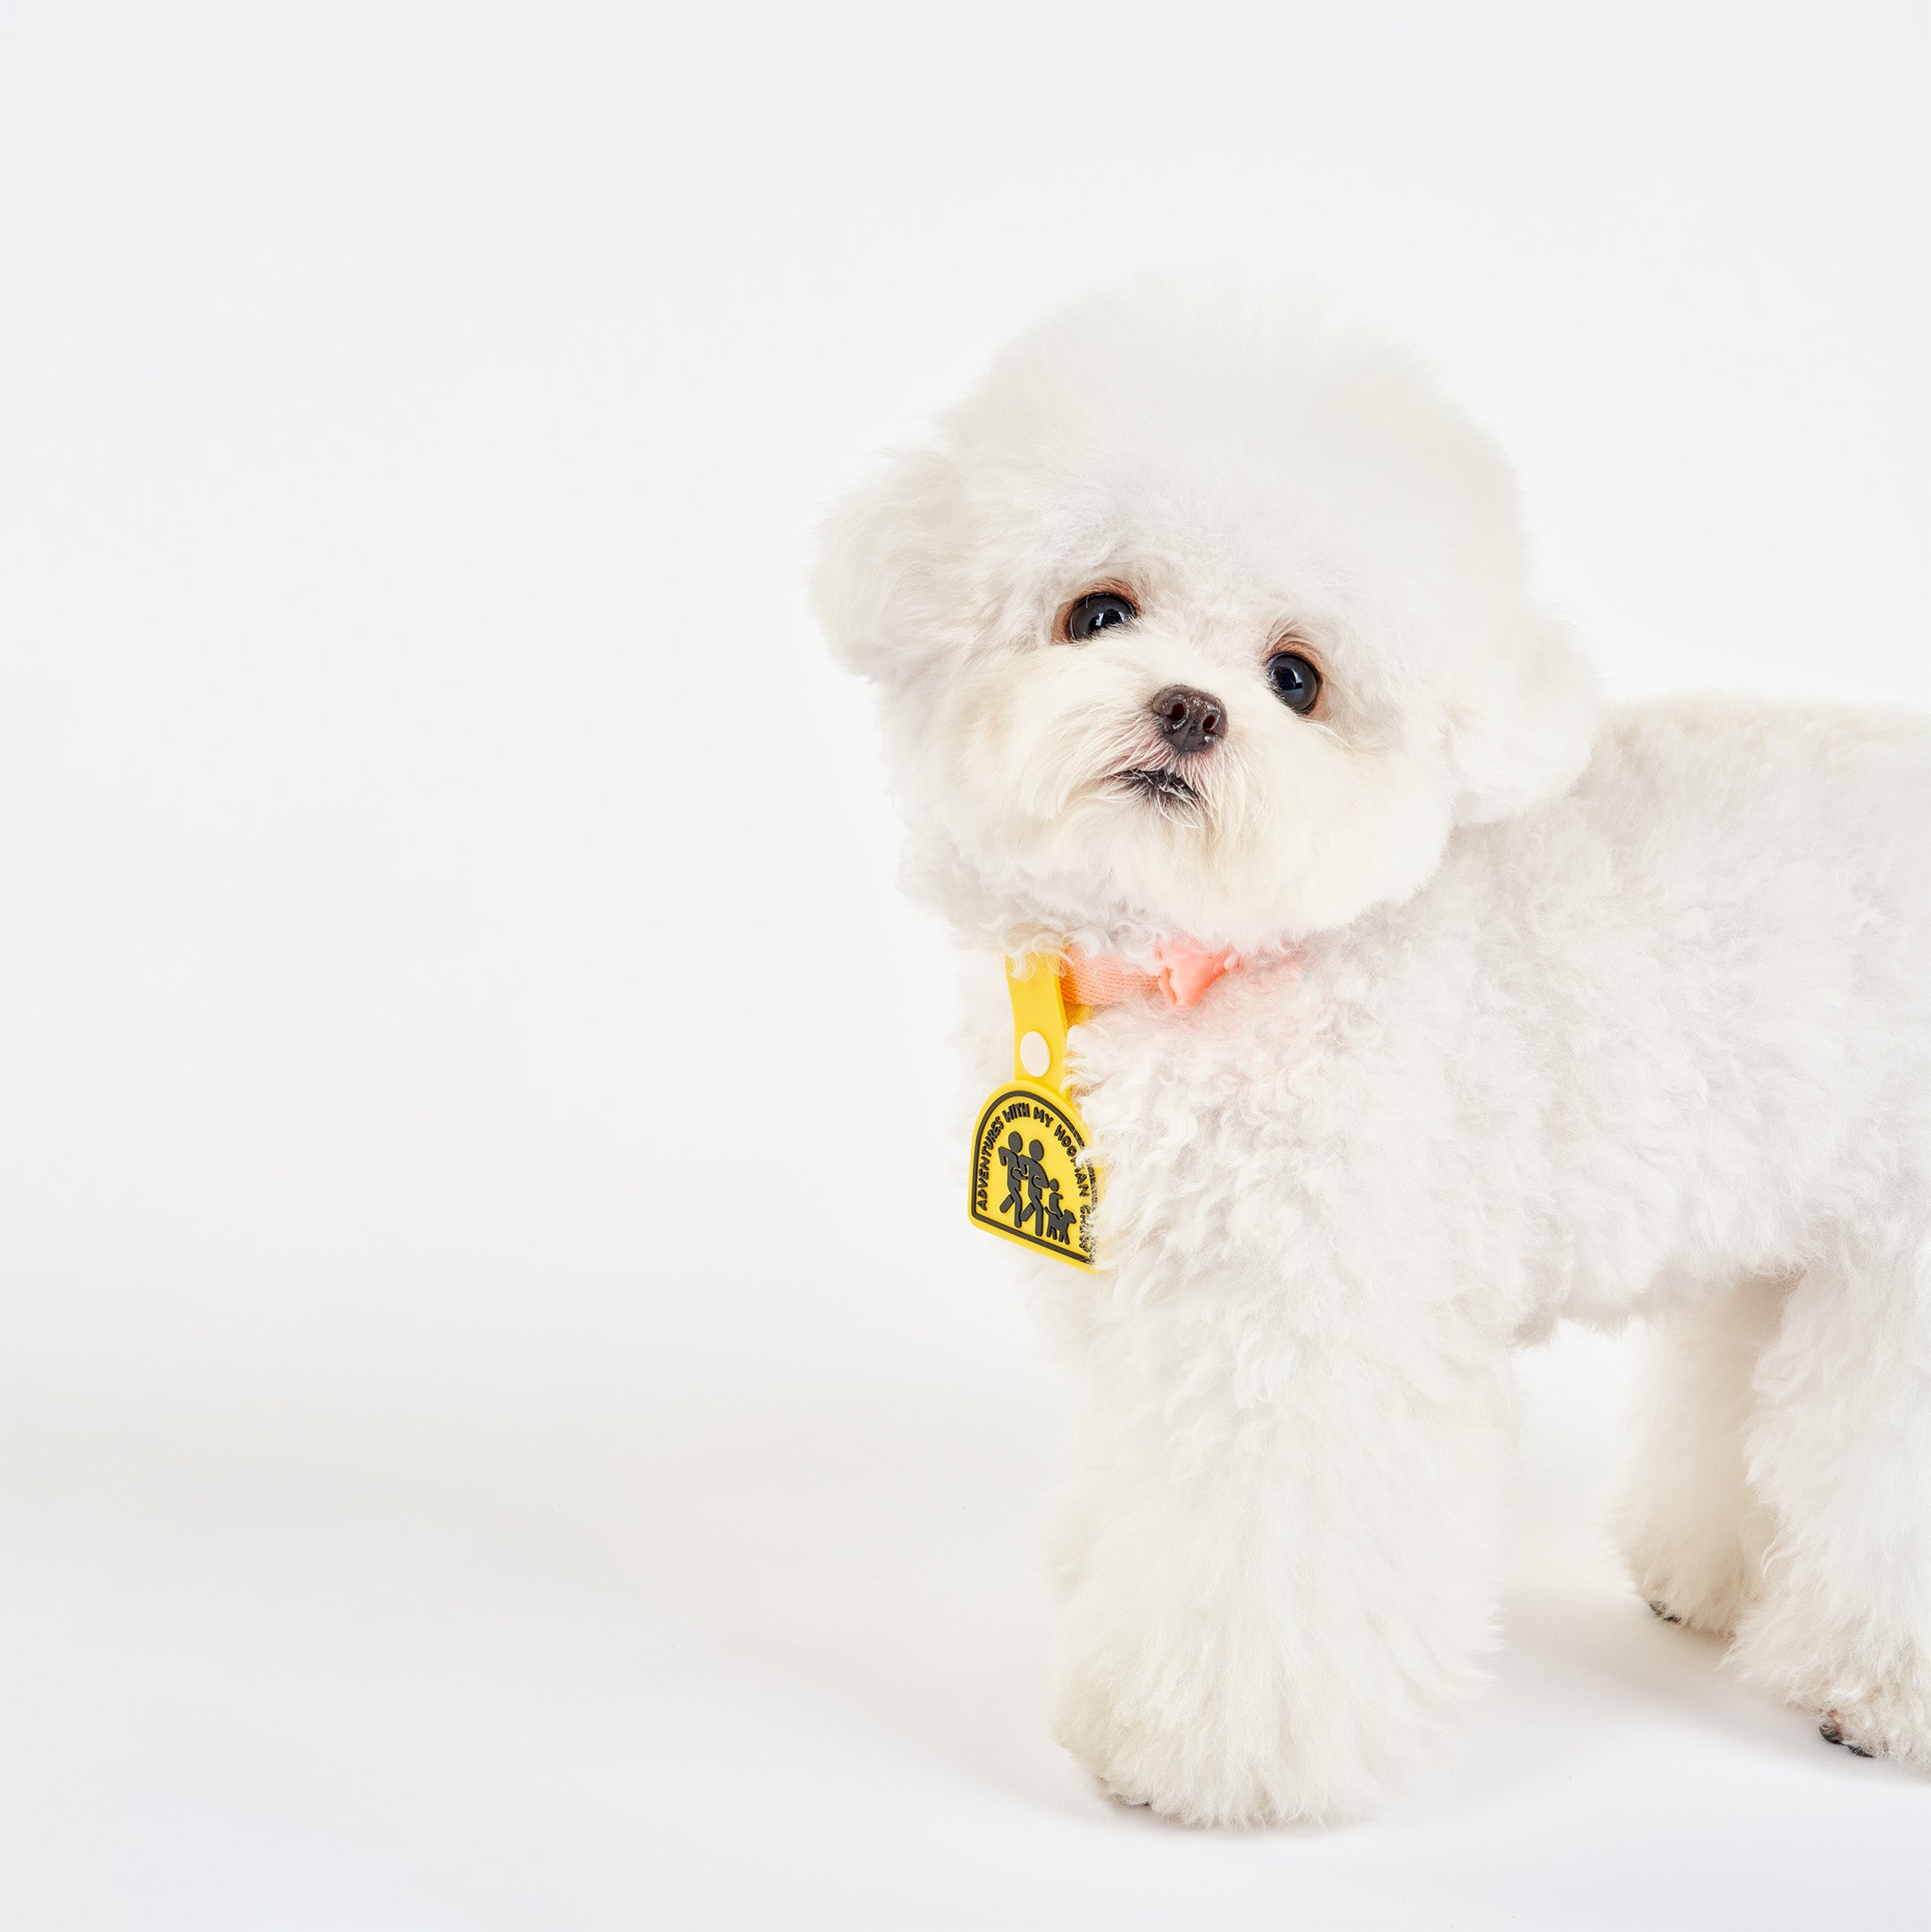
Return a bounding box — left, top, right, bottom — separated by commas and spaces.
1005, 957, 1084, 1089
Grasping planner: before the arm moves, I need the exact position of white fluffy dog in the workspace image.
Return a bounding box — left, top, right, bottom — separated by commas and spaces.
813, 275, 1931, 1824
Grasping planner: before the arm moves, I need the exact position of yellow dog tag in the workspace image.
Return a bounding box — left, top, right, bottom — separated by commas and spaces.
968, 958, 1101, 1270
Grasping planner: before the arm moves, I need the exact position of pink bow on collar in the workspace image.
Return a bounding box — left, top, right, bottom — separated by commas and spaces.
1062, 942, 1247, 1011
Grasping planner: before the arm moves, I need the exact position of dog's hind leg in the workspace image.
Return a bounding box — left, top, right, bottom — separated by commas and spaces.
1726, 1225, 1931, 1767
1614, 1274, 1786, 1637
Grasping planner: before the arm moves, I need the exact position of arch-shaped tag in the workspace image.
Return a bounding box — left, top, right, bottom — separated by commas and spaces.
967, 958, 1101, 1270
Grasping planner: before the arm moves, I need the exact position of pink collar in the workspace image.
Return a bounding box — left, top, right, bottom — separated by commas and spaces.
1062, 941, 1295, 1012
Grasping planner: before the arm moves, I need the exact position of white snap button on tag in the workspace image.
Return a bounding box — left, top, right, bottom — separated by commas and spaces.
1019, 1030, 1051, 1078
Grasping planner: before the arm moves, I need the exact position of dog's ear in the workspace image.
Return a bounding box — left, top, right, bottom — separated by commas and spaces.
1444, 612, 1599, 824
811, 442, 962, 684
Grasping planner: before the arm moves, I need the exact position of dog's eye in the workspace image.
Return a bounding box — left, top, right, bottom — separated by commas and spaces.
1266, 652, 1321, 714
1064, 591, 1138, 641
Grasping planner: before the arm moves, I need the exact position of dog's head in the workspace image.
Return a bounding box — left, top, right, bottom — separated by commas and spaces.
814, 276, 1597, 952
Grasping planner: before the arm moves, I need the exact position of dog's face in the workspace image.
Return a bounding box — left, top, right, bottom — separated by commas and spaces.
814, 279, 1597, 950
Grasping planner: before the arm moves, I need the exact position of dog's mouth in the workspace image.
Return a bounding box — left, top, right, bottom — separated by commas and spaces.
1112, 766, 1203, 812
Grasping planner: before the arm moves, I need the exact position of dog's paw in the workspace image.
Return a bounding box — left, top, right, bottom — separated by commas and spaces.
1622, 1547, 1752, 1638
1053, 1662, 1422, 1827
1734, 1618, 1931, 1772
1060, 1703, 1328, 1827
1817, 1714, 1867, 1754
1814, 1694, 1931, 1769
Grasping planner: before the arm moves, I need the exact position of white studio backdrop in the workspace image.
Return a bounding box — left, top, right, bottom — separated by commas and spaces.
4, 5, 1927, 1928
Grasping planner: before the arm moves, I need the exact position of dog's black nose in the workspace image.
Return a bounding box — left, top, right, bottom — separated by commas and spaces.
1150, 685, 1226, 755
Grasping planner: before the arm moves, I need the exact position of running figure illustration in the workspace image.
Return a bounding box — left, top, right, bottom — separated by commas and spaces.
998, 1131, 1050, 1233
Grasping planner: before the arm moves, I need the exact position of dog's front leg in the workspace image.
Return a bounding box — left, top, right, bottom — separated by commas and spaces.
1047, 1278, 1516, 1826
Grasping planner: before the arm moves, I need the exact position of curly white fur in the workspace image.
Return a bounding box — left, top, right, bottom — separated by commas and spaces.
814, 274, 1931, 1823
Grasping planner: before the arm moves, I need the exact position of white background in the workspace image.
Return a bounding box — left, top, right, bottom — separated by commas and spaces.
4, 4, 1927, 1927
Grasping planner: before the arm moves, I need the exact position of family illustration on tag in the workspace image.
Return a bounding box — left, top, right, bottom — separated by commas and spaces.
969, 1082, 1098, 1269
998, 1130, 1078, 1245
